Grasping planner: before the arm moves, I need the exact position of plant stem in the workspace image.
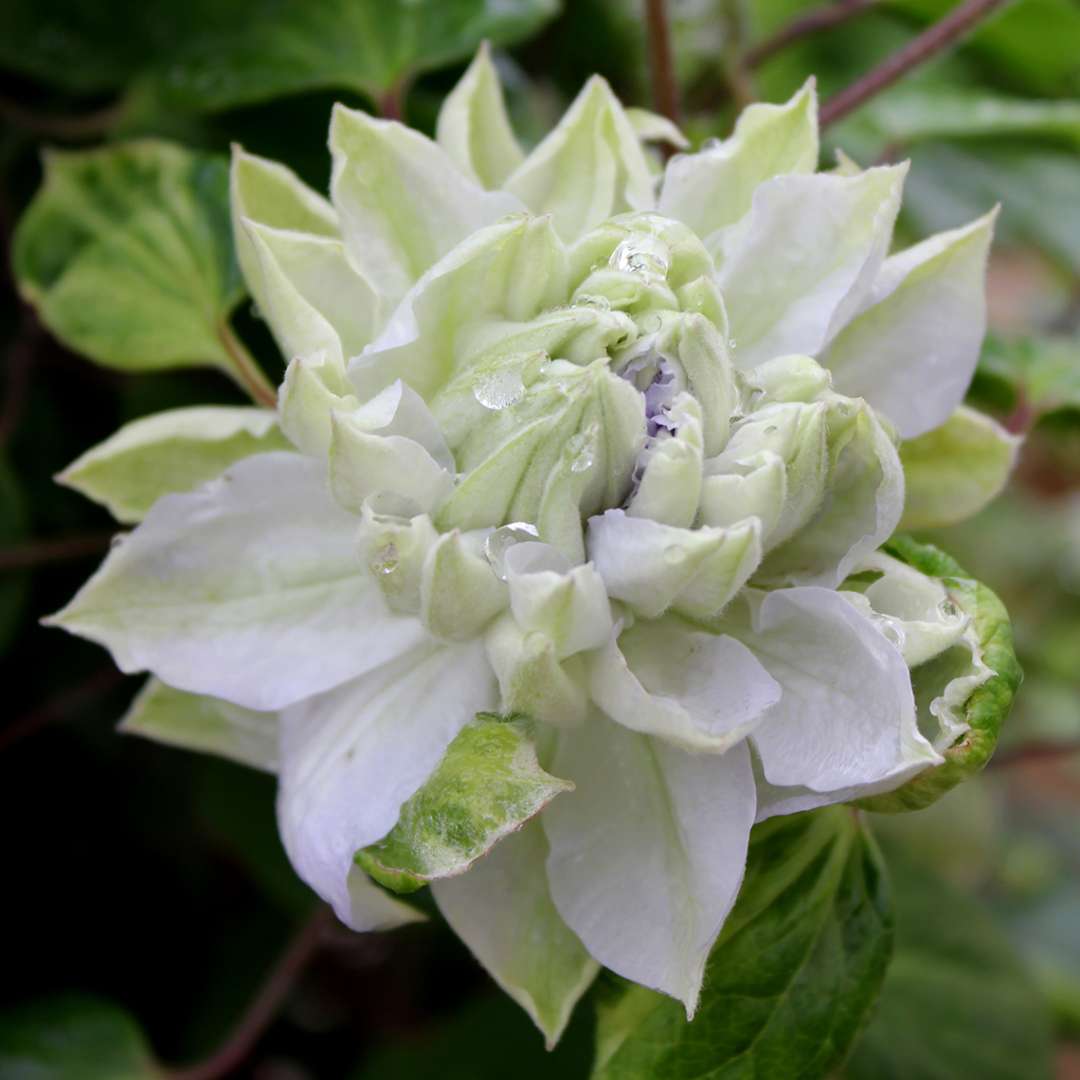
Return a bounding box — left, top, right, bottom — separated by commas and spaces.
645, 0, 682, 126
819, 0, 1009, 129
745, 0, 877, 69
0, 95, 126, 139
167, 907, 333, 1080
217, 322, 277, 409
0, 532, 113, 573
378, 81, 406, 122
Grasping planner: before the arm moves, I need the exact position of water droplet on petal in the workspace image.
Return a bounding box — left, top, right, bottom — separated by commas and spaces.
473, 368, 526, 411
575, 293, 611, 311
664, 544, 686, 565
609, 234, 671, 279
370, 542, 399, 577
938, 598, 961, 620
880, 619, 906, 650
484, 522, 540, 581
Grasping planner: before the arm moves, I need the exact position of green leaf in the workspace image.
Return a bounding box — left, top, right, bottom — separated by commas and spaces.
977, 334, 1080, 418
59, 406, 289, 523
0, 454, 28, 654
899, 406, 1020, 531
844, 847, 1054, 1080
859, 537, 1020, 812
155, 0, 560, 111
0, 995, 158, 1079
120, 677, 278, 772
13, 141, 270, 394
356, 713, 571, 893
591, 806, 893, 1080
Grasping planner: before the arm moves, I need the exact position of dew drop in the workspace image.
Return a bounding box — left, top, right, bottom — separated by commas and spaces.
575, 293, 611, 311
938, 598, 961, 620
664, 544, 687, 565
484, 522, 540, 581
880, 620, 906, 650
473, 368, 526, 411
370, 542, 399, 577
609, 234, 671, 279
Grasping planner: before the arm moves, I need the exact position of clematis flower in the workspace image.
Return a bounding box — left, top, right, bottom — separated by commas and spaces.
49, 48, 1005, 1044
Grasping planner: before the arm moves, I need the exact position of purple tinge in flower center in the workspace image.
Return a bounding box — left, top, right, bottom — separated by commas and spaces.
642, 358, 679, 438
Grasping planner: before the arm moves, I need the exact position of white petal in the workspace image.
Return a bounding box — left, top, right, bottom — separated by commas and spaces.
659, 79, 817, 237
329, 106, 522, 305
506, 76, 655, 240
47, 453, 425, 710
713, 165, 907, 368
436, 42, 524, 189
544, 717, 756, 1013
728, 587, 940, 794
823, 210, 997, 437
277, 639, 497, 928
433, 821, 598, 1047
589, 617, 780, 752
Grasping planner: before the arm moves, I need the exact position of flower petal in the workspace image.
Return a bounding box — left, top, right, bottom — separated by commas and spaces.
433, 821, 598, 1047
436, 42, 524, 189
713, 165, 907, 368
544, 716, 756, 1013
329, 105, 522, 304
46, 453, 425, 710
276, 638, 497, 928
659, 79, 817, 237
589, 616, 780, 752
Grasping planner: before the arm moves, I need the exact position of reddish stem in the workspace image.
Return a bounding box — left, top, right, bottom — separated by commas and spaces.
645, 0, 682, 126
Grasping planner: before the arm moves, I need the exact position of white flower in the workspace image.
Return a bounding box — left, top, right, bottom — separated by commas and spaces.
50, 48, 1001, 1044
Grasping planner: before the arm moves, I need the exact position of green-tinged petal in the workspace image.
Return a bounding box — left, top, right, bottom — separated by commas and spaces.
329, 106, 522, 304
351, 215, 569, 402
589, 616, 780, 752
823, 210, 997, 437
899, 405, 1020, 530
544, 715, 757, 1014
241, 219, 380, 366
504, 543, 612, 659
758, 396, 904, 587
856, 537, 1020, 812
506, 77, 655, 240
624, 108, 690, 151
433, 821, 598, 1048
420, 529, 507, 641
278, 352, 358, 457
659, 79, 818, 237
718, 586, 940, 820
357, 714, 571, 892
627, 394, 703, 528
120, 677, 277, 772
58, 406, 287, 524
46, 453, 426, 711
355, 506, 439, 616
436, 42, 523, 189
714, 165, 907, 369
587, 509, 761, 620
277, 639, 497, 929
486, 613, 589, 728
229, 144, 338, 303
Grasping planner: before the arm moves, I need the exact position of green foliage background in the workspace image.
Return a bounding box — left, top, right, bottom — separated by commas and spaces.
0, 1, 1078, 1076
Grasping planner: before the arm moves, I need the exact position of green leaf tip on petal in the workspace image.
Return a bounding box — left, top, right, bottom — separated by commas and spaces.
857, 536, 1021, 813
57, 406, 288, 524
355, 713, 572, 894
592, 806, 893, 1079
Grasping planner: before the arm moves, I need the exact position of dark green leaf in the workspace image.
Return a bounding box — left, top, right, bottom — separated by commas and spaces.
592, 807, 892, 1080
844, 847, 1054, 1080
0, 995, 158, 1079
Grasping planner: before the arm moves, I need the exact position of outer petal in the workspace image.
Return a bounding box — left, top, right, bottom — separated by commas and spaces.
436, 42, 524, 189
329, 106, 522, 305
589, 616, 780, 752
277, 639, 497, 928
46, 453, 425, 710
433, 821, 599, 1048
544, 716, 756, 1013
505, 76, 655, 240
899, 405, 1020, 530
725, 587, 940, 799
713, 165, 907, 368
823, 210, 997, 437
659, 79, 817, 237
229, 144, 338, 304
242, 219, 380, 367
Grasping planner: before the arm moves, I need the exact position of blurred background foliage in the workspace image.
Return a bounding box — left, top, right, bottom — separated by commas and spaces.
0, 0, 1078, 1076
